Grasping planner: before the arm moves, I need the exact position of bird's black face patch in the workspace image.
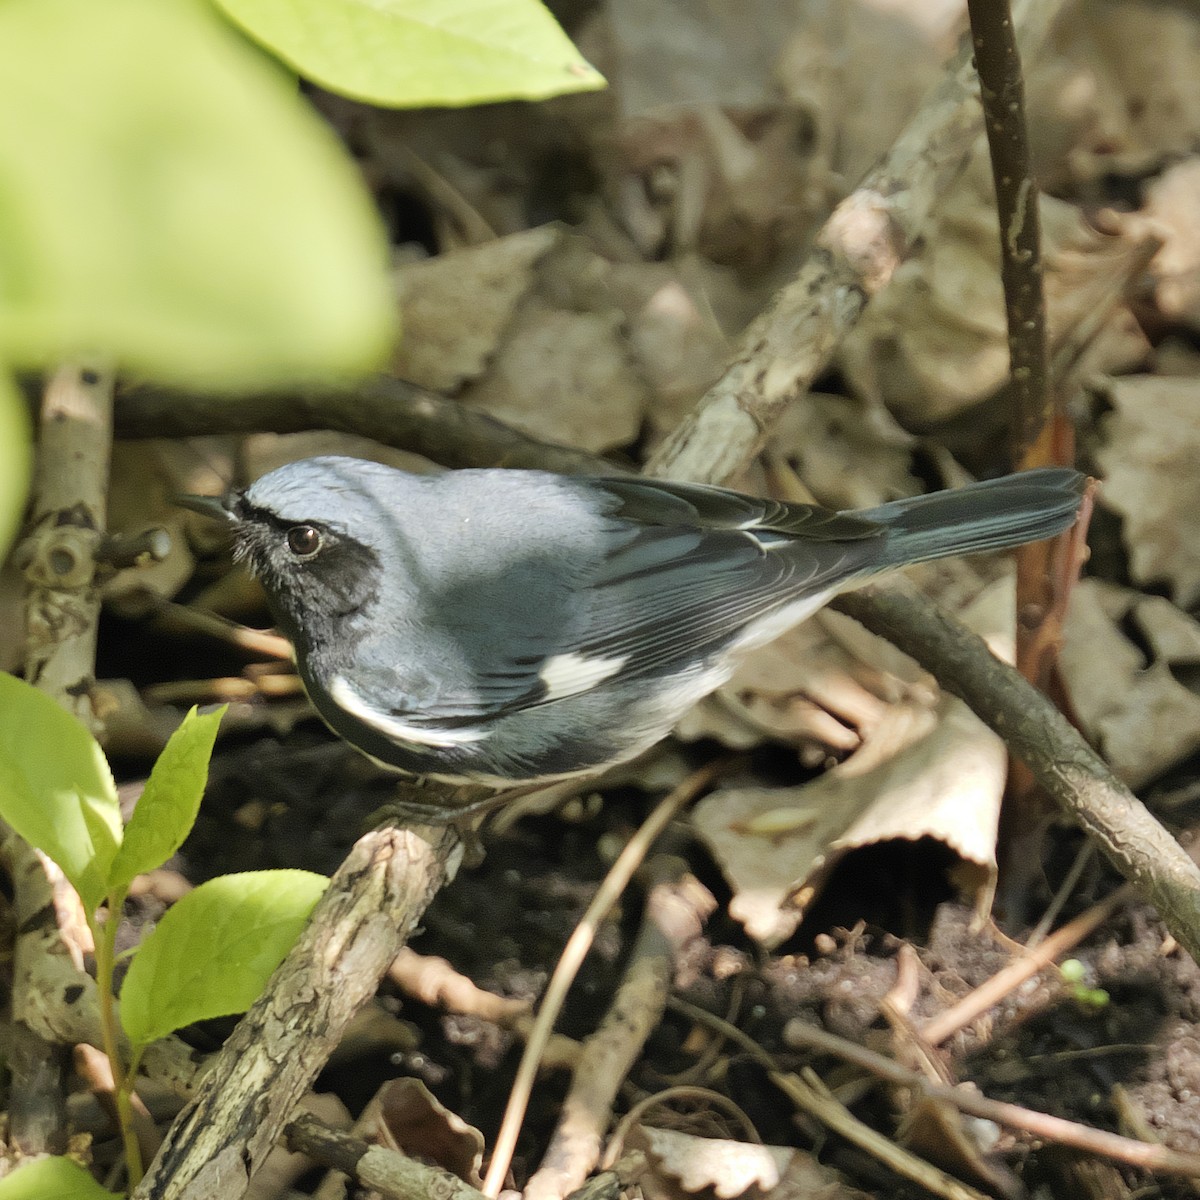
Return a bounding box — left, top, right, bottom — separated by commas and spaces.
231, 497, 380, 650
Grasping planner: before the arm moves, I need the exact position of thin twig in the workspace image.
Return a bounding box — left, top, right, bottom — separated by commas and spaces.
966, 0, 1048, 456
285, 1112, 488, 1200
918, 884, 1133, 1047
1026, 840, 1097, 950
833, 584, 1200, 965
781, 1018, 1200, 1177
523, 861, 716, 1200
115, 377, 623, 477
9, 363, 117, 1157
482, 762, 728, 1197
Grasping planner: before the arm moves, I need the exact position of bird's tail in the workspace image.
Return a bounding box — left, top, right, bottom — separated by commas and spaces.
857, 467, 1088, 569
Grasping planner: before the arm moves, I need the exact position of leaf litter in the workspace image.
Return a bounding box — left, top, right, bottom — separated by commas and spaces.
24, 0, 1200, 1195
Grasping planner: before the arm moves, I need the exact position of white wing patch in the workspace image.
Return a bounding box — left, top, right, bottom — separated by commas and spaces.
538, 652, 627, 702
328, 676, 488, 747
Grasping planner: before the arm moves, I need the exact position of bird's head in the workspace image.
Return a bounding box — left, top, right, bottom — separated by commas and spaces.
177, 457, 388, 646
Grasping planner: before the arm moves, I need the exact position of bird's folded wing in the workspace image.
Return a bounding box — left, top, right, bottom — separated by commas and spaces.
337, 491, 885, 733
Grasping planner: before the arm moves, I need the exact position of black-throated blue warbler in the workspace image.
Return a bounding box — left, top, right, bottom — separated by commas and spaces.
178, 459, 1086, 786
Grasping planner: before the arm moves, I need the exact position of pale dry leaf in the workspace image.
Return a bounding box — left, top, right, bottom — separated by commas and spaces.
391, 226, 561, 391
1059, 579, 1200, 789
605, 0, 815, 262
693, 579, 1013, 946
604, 261, 731, 443
1141, 158, 1200, 332
459, 299, 647, 453
766, 391, 921, 513
1095, 375, 1200, 606
632, 1125, 864, 1200
1032, 0, 1200, 189
607, 0, 793, 115
899, 1095, 1016, 1197
777, 0, 943, 190
1133, 594, 1200, 664
604, 0, 940, 266
840, 151, 1150, 427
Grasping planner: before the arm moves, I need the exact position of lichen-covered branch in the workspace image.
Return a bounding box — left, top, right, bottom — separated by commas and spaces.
131, 824, 462, 1200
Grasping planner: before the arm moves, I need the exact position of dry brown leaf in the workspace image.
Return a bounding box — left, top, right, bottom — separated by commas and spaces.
1033, 0, 1200, 189
359, 1077, 485, 1188
459, 299, 646, 453
1059, 579, 1200, 789
766, 391, 921, 513
1095, 375, 1200, 606
1141, 158, 1200, 332
840, 152, 1150, 428
604, 260, 733, 443
777, 0, 944, 189
603, 0, 942, 266
898, 1095, 1016, 1197
392, 226, 561, 391
631, 1125, 866, 1200
693, 580, 1014, 945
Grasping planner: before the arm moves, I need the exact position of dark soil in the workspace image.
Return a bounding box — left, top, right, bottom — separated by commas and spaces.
162, 725, 1200, 1200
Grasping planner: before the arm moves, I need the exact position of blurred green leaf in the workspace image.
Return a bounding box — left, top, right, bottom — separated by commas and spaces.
0, 369, 31, 561
0, 0, 395, 388
213, 0, 605, 107
0, 1156, 121, 1199
0, 673, 120, 913
120, 869, 329, 1046
108, 706, 225, 893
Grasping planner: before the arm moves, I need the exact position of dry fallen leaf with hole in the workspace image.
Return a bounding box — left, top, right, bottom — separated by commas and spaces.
630, 1125, 868, 1200
391, 225, 561, 392
1096, 375, 1200, 607
694, 579, 1014, 946
1059, 580, 1200, 789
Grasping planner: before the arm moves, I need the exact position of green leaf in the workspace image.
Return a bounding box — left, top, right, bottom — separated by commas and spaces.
0, 1156, 121, 1199
0, 369, 32, 562
0, 673, 121, 913
212, 0, 606, 107
0, 0, 395, 389
120, 869, 328, 1046
108, 706, 225, 893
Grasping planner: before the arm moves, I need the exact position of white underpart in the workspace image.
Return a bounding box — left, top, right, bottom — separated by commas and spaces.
328, 675, 488, 747
727, 587, 843, 656
538, 651, 627, 702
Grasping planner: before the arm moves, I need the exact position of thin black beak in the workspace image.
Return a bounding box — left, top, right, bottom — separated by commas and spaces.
175, 493, 237, 524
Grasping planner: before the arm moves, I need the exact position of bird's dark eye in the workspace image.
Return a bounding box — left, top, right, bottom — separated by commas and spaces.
286, 525, 322, 557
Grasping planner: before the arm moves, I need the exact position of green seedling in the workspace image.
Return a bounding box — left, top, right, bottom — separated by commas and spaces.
0, 673, 328, 1191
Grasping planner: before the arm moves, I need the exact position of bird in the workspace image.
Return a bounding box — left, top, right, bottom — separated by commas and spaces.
178, 458, 1087, 789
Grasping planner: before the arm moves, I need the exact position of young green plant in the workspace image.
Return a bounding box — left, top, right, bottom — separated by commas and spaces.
0, 673, 327, 1191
